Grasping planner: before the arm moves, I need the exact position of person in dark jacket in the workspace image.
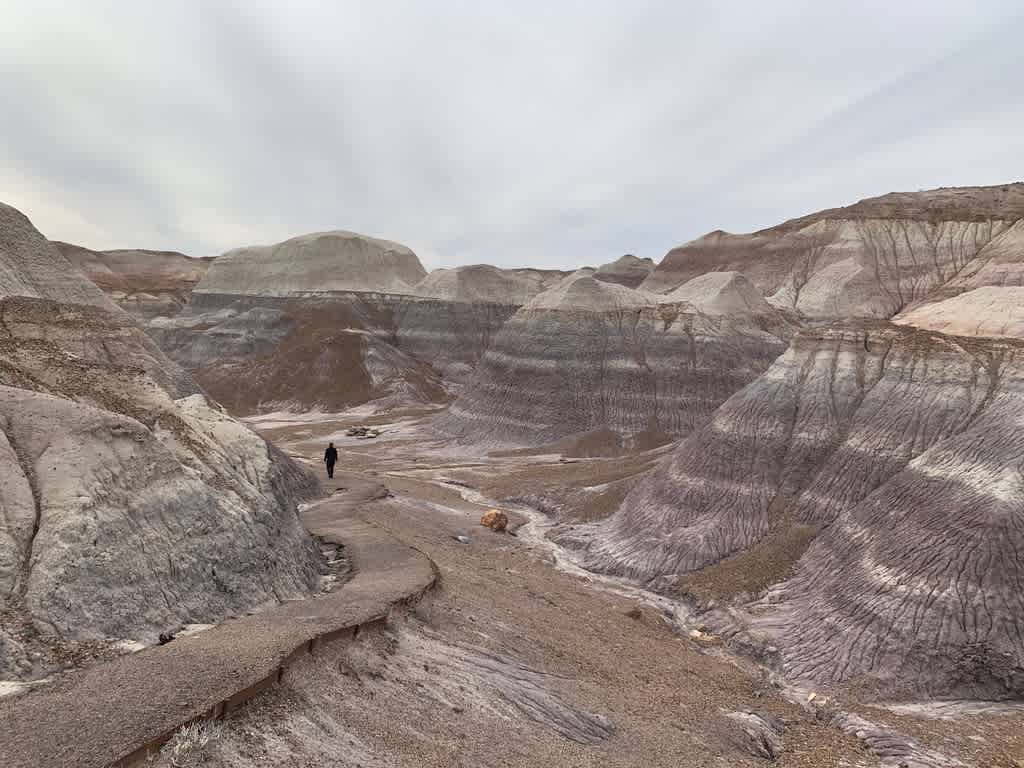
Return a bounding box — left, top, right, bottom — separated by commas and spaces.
324, 442, 338, 479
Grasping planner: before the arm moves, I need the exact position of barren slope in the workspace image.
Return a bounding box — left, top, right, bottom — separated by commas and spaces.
195, 230, 427, 297
593, 254, 656, 288
569, 321, 1024, 698
54, 241, 211, 318
0, 204, 322, 681
641, 183, 1024, 319
435, 274, 793, 449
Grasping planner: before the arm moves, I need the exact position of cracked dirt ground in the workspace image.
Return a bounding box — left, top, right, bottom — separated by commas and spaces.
150, 414, 1024, 768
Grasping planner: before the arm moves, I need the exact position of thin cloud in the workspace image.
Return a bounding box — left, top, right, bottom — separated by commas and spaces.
1, 1, 1020, 268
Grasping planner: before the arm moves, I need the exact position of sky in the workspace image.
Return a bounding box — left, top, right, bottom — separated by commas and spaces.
1, 1, 1022, 270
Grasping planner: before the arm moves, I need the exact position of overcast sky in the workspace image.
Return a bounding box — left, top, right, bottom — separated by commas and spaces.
2, 1, 1022, 269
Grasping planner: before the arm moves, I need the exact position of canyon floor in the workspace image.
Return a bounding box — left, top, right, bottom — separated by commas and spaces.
147, 409, 1024, 768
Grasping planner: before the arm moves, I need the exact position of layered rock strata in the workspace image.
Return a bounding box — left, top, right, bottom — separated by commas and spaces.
195, 230, 427, 297
54, 241, 211, 318
641, 183, 1024, 319
435, 273, 793, 448
0, 203, 321, 679
573, 321, 1024, 697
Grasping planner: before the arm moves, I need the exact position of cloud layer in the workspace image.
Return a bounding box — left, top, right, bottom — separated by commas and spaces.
2, 1, 1022, 268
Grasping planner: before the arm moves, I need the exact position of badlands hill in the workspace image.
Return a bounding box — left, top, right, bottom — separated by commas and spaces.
54, 241, 212, 318
411, 264, 566, 304
153, 249, 570, 413
567, 316, 1024, 698
0, 203, 322, 681
435, 272, 794, 450
592, 254, 655, 288
196, 230, 428, 297
642, 182, 1024, 319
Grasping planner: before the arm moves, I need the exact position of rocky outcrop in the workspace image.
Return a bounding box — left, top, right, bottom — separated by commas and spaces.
641, 183, 1024, 319
195, 230, 427, 297
435, 274, 793, 449
572, 321, 1024, 698
54, 241, 212, 319
0, 203, 322, 678
593, 255, 655, 288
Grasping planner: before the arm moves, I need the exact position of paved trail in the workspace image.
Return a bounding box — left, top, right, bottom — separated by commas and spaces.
0, 482, 437, 768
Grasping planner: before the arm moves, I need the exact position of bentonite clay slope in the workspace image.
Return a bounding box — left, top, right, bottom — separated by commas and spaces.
435, 274, 793, 449
195, 230, 427, 297
149, 298, 448, 416
663, 271, 779, 316
0, 204, 114, 309
54, 241, 212, 318
0, 488, 437, 768
592, 254, 655, 288
0, 204, 321, 680
572, 322, 1024, 698
895, 285, 1024, 340
641, 183, 1024, 319
153, 261, 568, 413
412, 264, 566, 304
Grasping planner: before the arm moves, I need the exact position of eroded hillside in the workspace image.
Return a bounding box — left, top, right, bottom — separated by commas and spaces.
0, 203, 323, 682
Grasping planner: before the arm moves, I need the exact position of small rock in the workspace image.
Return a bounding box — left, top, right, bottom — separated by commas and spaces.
480, 509, 509, 532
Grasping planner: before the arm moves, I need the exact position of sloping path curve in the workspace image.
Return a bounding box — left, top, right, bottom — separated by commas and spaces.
0, 482, 437, 768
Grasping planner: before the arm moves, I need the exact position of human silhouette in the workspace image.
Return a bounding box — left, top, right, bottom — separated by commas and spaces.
324, 442, 338, 479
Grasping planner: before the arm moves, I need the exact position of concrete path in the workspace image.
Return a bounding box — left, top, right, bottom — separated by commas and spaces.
0, 483, 437, 768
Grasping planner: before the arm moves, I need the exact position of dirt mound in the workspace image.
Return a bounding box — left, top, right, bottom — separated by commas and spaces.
662, 271, 776, 316
412, 264, 558, 304
196, 230, 427, 297
593, 254, 655, 288
525, 274, 655, 311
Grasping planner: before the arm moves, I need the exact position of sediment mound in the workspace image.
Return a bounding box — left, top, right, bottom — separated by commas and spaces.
0, 204, 113, 309
641, 183, 1024, 319
195, 230, 427, 297
412, 264, 560, 304
150, 297, 448, 415
164, 259, 566, 410
435, 274, 792, 448
574, 322, 1024, 697
895, 285, 1024, 339
593, 254, 655, 288
192, 302, 446, 416
54, 241, 211, 318
663, 271, 776, 316
0, 204, 321, 679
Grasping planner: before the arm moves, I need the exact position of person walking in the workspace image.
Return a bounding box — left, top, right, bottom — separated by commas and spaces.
324, 442, 338, 479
